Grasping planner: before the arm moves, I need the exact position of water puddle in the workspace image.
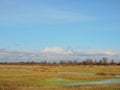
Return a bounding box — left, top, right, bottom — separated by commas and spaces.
115, 74, 120, 77
59, 72, 120, 77
67, 79, 120, 86
59, 72, 95, 75
53, 77, 120, 86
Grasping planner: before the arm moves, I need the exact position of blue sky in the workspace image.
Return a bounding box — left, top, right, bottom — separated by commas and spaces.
0, 0, 120, 61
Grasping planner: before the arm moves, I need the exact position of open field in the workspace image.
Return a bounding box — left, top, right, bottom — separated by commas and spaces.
0, 65, 120, 90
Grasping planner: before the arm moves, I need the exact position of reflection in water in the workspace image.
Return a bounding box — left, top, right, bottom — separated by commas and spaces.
59, 72, 120, 77
59, 72, 95, 75
67, 79, 120, 86
115, 74, 120, 77
58, 72, 120, 86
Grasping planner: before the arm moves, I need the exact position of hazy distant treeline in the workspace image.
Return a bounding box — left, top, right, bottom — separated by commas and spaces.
0, 57, 120, 66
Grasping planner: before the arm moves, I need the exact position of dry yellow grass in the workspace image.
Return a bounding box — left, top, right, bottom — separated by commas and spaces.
0, 65, 120, 90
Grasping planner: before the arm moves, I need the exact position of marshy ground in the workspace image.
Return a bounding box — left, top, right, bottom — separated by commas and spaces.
0, 65, 120, 90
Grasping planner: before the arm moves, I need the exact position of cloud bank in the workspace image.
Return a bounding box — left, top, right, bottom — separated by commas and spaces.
0, 47, 120, 62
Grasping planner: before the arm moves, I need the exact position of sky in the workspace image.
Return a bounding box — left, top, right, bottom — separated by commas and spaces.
0, 0, 120, 62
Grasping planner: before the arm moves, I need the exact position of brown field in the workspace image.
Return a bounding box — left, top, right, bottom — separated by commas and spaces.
0, 65, 120, 90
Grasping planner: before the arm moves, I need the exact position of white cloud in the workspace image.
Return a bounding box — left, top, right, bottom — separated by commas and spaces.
42, 47, 65, 53
41, 47, 73, 54
86, 49, 119, 55
0, 47, 120, 62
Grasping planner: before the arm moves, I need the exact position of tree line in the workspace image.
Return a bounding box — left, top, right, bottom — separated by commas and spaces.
0, 57, 120, 66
